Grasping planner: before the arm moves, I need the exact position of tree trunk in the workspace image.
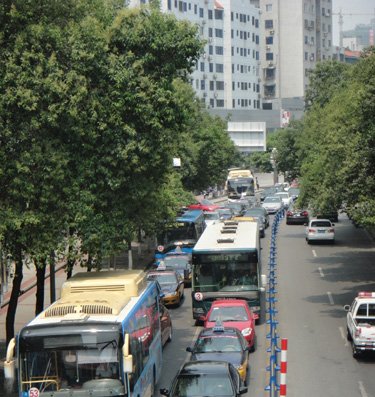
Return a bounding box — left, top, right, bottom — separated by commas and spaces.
6, 244, 23, 346
35, 258, 46, 316
66, 227, 74, 279
87, 255, 92, 272
127, 239, 133, 270
50, 251, 56, 304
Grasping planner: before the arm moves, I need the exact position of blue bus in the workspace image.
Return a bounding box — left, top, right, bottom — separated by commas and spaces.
5, 270, 163, 397
155, 209, 205, 262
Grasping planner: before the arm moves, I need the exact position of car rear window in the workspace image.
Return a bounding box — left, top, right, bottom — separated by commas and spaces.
311, 221, 331, 227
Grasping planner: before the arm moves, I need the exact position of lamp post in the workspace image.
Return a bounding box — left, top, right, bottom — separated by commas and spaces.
270, 148, 279, 185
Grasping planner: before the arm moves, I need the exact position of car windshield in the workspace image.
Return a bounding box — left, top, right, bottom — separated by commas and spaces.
311, 221, 332, 227
148, 273, 177, 284
205, 213, 220, 220
264, 196, 281, 203
276, 193, 289, 198
195, 335, 242, 353
208, 306, 249, 322
164, 256, 189, 269
173, 374, 233, 397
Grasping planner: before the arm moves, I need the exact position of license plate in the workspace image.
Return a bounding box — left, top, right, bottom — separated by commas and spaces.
318, 230, 326, 233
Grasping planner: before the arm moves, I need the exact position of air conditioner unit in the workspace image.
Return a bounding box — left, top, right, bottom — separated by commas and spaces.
268, 62, 274, 67
270, 30, 274, 35
266, 45, 271, 51
326, 9, 331, 16
310, 55, 315, 61
207, 56, 212, 62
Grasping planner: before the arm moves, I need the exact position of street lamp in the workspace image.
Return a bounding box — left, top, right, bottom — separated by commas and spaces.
270, 148, 279, 185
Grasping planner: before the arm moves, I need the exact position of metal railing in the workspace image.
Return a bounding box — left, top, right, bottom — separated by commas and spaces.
265, 208, 288, 397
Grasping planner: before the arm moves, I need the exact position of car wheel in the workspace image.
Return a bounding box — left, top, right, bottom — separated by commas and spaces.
352, 342, 360, 359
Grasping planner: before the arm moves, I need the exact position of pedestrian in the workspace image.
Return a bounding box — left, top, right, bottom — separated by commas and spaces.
255, 177, 259, 190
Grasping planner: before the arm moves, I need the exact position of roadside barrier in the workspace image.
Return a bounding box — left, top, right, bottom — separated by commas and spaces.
265, 208, 287, 397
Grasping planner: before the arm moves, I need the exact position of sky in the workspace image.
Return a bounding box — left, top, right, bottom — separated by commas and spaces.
332, 0, 375, 45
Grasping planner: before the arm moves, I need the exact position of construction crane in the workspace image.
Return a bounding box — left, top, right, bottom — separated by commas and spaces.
332, 9, 375, 47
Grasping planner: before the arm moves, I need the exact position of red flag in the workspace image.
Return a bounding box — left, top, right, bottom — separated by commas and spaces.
214, 0, 224, 10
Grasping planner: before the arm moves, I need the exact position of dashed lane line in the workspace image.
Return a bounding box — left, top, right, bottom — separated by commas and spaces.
318, 267, 325, 277
359, 381, 369, 397
338, 326, 349, 347
312, 249, 317, 257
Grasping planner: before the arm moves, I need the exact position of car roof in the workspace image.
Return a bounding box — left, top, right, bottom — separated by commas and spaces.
198, 327, 242, 338
180, 360, 231, 375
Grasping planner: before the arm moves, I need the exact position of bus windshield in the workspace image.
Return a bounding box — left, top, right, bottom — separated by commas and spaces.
193, 253, 258, 293
19, 328, 121, 393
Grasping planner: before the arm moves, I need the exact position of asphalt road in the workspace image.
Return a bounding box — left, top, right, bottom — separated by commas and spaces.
2, 211, 375, 397
156, 213, 375, 397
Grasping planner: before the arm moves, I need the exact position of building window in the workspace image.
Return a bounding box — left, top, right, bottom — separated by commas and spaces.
168, 0, 172, 10
215, 9, 223, 20
200, 80, 205, 90
215, 63, 224, 73
231, 47, 234, 56
200, 62, 205, 72
194, 4, 197, 14
265, 20, 273, 29
266, 4, 272, 12
232, 99, 235, 108
216, 46, 224, 55
210, 98, 214, 107
266, 53, 274, 61
305, 51, 308, 61
304, 35, 308, 44
209, 63, 214, 72
266, 36, 274, 45
208, 9, 213, 19
210, 81, 215, 91
215, 29, 223, 38
255, 35, 259, 45
216, 99, 224, 107
255, 19, 259, 28
232, 82, 235, 90
208, 28, 213, 37
195, 79, 199, 89
199, 8, 204, 18
209, 45, 213, 55
216, 81, 224, 90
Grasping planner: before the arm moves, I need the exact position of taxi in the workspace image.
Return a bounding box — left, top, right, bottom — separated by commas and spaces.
186, 324, 250, 384
204, 299, 256, 351
147, 270, 184, 307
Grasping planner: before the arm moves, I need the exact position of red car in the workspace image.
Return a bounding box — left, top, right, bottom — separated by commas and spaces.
204, 299, 256, 351
188, 199, 221, 212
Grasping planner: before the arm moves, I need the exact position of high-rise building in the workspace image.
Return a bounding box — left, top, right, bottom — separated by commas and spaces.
258, 0, 333, 111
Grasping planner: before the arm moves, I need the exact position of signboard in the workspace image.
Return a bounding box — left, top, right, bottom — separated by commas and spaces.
281, 110, 291, 127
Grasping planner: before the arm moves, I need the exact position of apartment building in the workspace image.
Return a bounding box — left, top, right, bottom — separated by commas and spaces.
258, 0, 333, 110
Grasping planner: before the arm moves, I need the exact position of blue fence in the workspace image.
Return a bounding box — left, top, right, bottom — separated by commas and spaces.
265, 208, 285, 397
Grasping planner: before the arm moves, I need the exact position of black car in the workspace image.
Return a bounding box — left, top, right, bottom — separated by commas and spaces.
160, 360, 248, 397
186, 326, 250, 384
243, 207, 270, 228
286, 204, 309, 225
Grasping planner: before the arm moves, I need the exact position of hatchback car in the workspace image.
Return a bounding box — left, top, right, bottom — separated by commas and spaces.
147, 270, 184, 307
160, 360, 248, 397
305, 219, 335, 244
286, 204, 309, 225
186, 325, 250, 384
261, 195, 283, 214
204, 299, 256, 351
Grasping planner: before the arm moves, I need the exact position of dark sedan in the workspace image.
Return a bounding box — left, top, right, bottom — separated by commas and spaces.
286, 204, 309, 225
160, 360, 248, 397
186, 326, 250, 384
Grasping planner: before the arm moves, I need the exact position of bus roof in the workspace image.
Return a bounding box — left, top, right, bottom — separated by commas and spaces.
177, 209, 204, 223
28, 270, 149, 325
193, 220, 259, 253
227, 169, 252, 179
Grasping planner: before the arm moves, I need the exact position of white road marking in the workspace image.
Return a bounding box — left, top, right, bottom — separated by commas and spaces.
359, 381, 369, 397
327, 291, 334, 305
185, 325, 202, 362
318, 267, 324, 277
339, 326, 349, 347
312, 249, 317, 257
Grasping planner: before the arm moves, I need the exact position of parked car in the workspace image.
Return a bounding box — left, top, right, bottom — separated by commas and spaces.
261, 195, 283, 214
188, 199, 221, 212
204, 299, 256, 351
160, 360, 248, 397
275, 191, 292, 208
305, 219, 335, 244
147, 270, 185, 307
286, 204, 309, 225
186, 325, 250, 384
160, 303, 172, 347
243, 207, 269, 228
204, 211, 220, 227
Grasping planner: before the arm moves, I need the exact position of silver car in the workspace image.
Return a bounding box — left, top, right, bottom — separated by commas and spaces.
305, 219, 335, 244
261, 195, 283, 214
